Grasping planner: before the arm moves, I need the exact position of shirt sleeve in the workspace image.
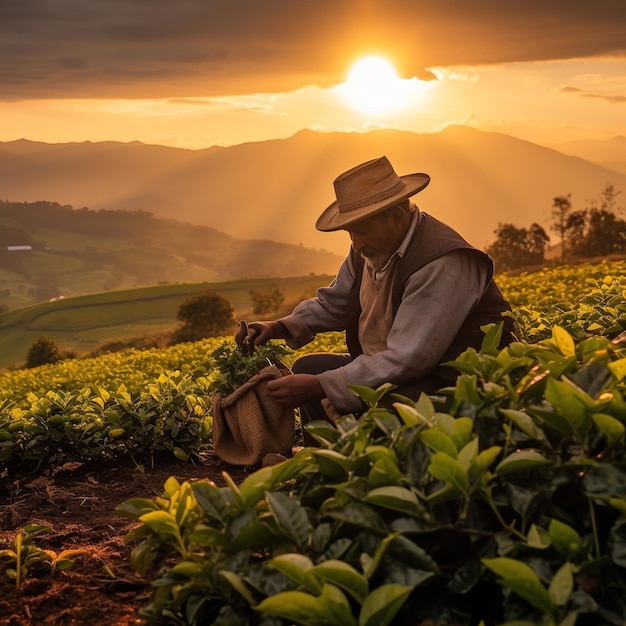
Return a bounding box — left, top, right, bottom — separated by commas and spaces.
277, 254, 356, 349
317, 250, 491, 413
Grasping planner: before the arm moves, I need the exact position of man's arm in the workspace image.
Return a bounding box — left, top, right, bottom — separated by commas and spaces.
237, 254, 357, 350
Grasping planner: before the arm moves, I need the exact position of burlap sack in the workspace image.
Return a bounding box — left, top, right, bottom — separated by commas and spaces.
211, 363, 295, 466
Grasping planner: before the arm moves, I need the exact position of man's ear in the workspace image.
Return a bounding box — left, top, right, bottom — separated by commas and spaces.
391, 204, 409, 228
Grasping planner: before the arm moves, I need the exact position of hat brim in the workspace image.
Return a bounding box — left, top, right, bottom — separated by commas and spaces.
315, 172, 430, 232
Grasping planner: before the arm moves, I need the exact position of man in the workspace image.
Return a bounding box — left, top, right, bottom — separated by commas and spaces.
235, 156, 515, 442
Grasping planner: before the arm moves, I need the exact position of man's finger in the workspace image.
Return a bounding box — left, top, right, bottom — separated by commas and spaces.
235, 320, 248, 345
245, 326, 258, 344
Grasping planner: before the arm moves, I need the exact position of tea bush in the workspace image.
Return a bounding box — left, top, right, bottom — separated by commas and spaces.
118, 324, 626, 625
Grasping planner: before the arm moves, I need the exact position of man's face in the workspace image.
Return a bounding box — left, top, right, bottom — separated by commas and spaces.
347, 210, 404, 272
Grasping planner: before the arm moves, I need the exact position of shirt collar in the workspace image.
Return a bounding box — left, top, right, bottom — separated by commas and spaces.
373, 209, 421, 277
396, 209, 420, 259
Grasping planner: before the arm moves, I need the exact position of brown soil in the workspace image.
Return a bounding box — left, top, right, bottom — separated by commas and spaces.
0, 454, 249, 626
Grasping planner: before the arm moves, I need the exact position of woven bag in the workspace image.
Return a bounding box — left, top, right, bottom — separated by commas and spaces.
211, 362, 295, 466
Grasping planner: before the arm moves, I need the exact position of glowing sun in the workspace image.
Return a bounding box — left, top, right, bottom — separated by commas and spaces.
341, 56, 407, 115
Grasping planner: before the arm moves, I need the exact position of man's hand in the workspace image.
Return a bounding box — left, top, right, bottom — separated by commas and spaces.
234, 320, 288, 352
266, 374, 324, 409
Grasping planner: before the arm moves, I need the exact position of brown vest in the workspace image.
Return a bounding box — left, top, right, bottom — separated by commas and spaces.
346, 212, 515, 386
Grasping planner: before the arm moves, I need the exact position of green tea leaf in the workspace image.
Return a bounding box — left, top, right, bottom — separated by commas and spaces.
348, 383, 396, 408
482, 557, 554, 614
268, 553, 320, 593
548, 562, 574, 607
362, 486, 424, 515
470, 446, 502, 482
368, 456, 404, 487
548, 519, 585, 562
544, 378, 592, 440
500, 409, 549, 444
189, 525, 227, 547
552, 326, 576, 358
267, 491, 310, 549
419, 430, 458, 457
358, 584, 413, 626
220, 569, 258, 606
591, 412, 625, 446
608, 357, 626, 382
456, 438, 478, 470
495, 450, 552, 476
139, 511, 180, 537
393, 403, 430, 427
313, 449, 351, 480
428, 452, 469, 495
326, 502, 388, 534
309, 560, 369, 602
527, 524, 551, 550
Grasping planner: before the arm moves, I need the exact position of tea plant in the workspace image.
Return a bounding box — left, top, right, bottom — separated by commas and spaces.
117, 324, 626, 625
0, 370, 214, 477
0, 524, 86, 587
208, 341, 290, 396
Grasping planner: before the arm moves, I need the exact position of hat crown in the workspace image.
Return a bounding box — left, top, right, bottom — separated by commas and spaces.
334, 156, 406, 214
315, 155, 430, 232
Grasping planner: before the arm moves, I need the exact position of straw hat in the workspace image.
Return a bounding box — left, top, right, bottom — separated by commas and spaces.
316, 156, 430, 232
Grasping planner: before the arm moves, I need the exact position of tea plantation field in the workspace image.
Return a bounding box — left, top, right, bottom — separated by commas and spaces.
3, 259, 626, 625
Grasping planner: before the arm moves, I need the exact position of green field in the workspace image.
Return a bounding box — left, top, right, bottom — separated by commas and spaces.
0, 275, 332, 369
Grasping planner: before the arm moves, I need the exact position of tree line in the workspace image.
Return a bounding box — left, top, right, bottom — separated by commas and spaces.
486, 183, 624, 271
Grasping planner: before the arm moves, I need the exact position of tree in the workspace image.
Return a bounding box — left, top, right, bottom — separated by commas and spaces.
526, 222, 551, 261
26, 336, 61, 368
550, 194, 572, 261
564, 209, 587, 256
577, 209, 626, 258
590, 182, 623, 215
486, 222, 550, 271
169, 290, 234, 344
249, 286, 285, 316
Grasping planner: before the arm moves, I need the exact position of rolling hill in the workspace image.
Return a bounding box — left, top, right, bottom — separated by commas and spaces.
2, 126, 626, 256
0, 275, 332, 369
0, 200, 341, 310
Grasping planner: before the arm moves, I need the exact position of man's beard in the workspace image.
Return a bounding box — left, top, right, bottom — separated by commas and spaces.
361, 251, 391, 273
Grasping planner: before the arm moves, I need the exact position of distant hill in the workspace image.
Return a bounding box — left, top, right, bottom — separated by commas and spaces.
0, 200, 341, 309
2, 127, 626, 256
548, 136, 626, 176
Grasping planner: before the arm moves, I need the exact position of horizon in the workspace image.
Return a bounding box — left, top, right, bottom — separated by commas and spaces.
0, 2, 625, 150
3, 124, 626, 154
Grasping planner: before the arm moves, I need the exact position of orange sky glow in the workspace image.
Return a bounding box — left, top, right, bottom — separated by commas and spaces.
0, 1, 625, 150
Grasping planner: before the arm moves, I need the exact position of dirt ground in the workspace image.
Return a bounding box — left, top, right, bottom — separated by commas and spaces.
0, 454, 249, 626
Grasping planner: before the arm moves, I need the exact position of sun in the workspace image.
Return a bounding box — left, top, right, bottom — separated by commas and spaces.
340, 56, 407, 116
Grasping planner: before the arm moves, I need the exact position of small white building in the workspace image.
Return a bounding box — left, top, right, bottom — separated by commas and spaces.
6, 245, 32, 251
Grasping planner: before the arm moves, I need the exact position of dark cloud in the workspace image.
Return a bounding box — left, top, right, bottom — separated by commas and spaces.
560, 86, 626, 103
1, 0, 625, 100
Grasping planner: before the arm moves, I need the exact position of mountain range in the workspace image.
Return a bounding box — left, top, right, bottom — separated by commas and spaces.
2, 126, 625, 259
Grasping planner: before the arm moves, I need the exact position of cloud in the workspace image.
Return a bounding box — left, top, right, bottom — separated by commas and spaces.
559, 85, 626, 103
558, 85, 626, 104
1, 0, 626, 100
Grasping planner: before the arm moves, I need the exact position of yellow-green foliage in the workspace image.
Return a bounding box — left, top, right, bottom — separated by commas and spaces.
498, 260, 626, 342
2, 260, 626, 477
0, 333, 348, 407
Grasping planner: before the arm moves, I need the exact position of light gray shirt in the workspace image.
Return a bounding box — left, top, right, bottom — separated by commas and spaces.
278, 212, 490, 413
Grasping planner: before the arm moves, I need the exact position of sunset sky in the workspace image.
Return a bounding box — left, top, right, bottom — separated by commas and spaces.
1, 0, 626, 150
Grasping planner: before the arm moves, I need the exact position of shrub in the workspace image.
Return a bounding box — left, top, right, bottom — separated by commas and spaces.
118, 324, 626, 625
169, 290, 234, 345
25, 336, 62, 368
249, 286, 285, 316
